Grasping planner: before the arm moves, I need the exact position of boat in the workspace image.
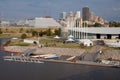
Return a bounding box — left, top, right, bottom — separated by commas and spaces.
30, 54, 60, 59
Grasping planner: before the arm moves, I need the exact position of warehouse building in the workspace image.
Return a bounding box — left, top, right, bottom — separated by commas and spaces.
66, 27, 120, 39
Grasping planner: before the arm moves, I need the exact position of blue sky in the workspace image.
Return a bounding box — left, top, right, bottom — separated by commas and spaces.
0, 0, 120, 21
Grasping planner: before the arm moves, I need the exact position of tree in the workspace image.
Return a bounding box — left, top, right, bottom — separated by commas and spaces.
32, 30, 38, 37
39, 31, 43, 37
0, 29, 2, 34
58, 28, 61, 36
42, 31, 47, 35
94, 23, 102, 27
82, 22, 87, 27
109, 21, 120, 27
54, 28, 61, 36
46, 28, 52, 36
21, 33, 27, 39
26, 30, 30, 33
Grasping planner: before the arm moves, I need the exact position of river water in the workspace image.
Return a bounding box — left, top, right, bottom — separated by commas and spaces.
0, 39, 120, 80
0, 51, 120, 80
0, 38, 10, 45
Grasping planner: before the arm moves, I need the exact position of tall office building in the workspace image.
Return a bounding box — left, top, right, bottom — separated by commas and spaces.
68, 11, 74, 17
82, 6, 90, 21
60, 12, 66, 20
66, 11, 74, 27
74, 11, 81, 19
89, 12, 95, 21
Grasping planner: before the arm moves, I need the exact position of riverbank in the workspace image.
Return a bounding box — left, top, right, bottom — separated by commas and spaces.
3, 46, 120, 60
3, 45, 120, 64
2, 46, 120, 68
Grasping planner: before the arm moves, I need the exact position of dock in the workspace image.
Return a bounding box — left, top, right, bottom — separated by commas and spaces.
3, 56, 44, 63
3, 55, 120, 68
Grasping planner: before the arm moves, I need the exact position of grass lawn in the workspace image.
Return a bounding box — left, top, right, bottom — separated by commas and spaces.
6, 37, 89, 49
8, 39, 36, 46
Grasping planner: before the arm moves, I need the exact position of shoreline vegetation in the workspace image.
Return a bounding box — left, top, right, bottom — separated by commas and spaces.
0, 27, 59, 38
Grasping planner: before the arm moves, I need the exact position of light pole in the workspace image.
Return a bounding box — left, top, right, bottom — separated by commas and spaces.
38, 32, 40, 47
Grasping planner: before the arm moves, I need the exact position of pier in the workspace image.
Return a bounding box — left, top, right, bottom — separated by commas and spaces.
3, 54, 120, 68
3, 48, 44, 63
3, 56, 44, 63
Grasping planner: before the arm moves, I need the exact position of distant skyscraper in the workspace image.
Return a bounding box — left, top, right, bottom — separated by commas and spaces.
89, 12, 95, 21
68, 11, 74, 17
74, 11, 81, 19
82, 6, 90, 21
60, 12, 66, 20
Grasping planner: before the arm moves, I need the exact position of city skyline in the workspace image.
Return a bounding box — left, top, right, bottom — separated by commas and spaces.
0, 0, 120, 21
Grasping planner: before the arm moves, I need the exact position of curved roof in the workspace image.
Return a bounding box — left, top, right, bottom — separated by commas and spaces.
35, 17, 61, 27
67, 27, 120, 34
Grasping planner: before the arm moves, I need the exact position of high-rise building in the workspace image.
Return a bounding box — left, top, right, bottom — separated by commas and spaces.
82, 6, 90, 21
74, 11, 81, 19
89, 12, 95, 21
66, 11, 74, 27
60, 12, 66, 20
68, 11, 74, 17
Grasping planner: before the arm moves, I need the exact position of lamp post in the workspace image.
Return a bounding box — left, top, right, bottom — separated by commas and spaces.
38, 32, 40, 47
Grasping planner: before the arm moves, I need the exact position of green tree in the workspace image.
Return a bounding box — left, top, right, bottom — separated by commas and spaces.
32, 30, 38, 37
54, 28, 61, 36
94, 23, 102, 27
58, 28, 61, 36
46, 28, 52, 36
21, 33, 27, 39
42, 31, 47, 35
39, 31, 43, 37
109, 21, 120, 27
0, 29, 2, 34
82, 22, 88, 27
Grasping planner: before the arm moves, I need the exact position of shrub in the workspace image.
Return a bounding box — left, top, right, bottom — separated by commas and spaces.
19, 28, 24, 33
54, 28, 61, 36
21, 33, 27, 39
32, 31, 38, 37
39, 31, 43, 37
46, 28, 52, 36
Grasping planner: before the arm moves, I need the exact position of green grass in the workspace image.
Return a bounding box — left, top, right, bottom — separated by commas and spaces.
0, 34, 12, 38
6, 37, 82, 48
14, 43, 30, 46
7, 39, 36, 46
40, 38, 92, 49
6, 37, 94, 49
54, 42, 80, 48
